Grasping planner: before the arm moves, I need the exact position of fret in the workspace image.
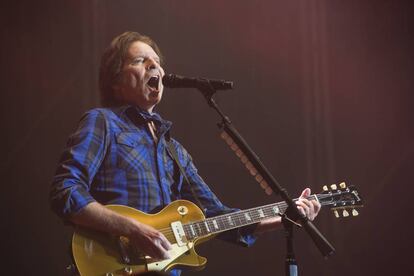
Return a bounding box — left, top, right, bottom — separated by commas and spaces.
180, 195, 330, 241
248, 210, 257, 223
204, 221, 210, 233
272, 205, 280, 215
257, 208, 265, 218
183, 227, 190, 239
183, 224, 193, 240
195, 222, 206, 236
244, 212, 252, 222
194, 222, 200, 237
226, 215, 234, 226
235, 213, 243, 227
218, 216, 226, 230
212, 219, 219, 230
199, 221, 208, 236
237, 212, 246, 226
183, 202, 288, 238
262, 206, 270, 216
189, 224, 196, 237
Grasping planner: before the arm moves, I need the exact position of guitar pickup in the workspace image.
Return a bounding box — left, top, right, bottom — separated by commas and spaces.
171, 221, 188, 247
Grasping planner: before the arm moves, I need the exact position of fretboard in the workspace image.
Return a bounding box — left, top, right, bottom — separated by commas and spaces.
182, 195, 320, 240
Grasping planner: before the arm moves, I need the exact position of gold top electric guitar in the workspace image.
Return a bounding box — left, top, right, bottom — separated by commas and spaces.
72, 183, 362, 276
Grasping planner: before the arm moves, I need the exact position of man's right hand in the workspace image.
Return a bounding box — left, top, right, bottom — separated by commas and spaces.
127, 219, 172, 260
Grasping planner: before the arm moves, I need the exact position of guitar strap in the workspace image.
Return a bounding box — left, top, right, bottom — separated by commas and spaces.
165, 136, 206, 214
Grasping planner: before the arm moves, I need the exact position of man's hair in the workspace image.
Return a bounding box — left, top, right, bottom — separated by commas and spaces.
99, 31, 163, 107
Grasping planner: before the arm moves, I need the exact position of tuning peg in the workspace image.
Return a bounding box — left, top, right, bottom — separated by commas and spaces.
330, 184, 337, 190
339, 182, 346, 189
323, 185, 328, 191
352, 209, 359, 216
342, 209, 349, 217
334, 210, 340, 218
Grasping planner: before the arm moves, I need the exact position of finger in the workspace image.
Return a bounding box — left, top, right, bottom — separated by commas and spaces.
299, 198, 312, 209
300, 188, 311, 199
154, 239, 171, 259
312, 199, 321, 214
315, 200, 322, 214
297, 206, 306, 217
159, 234, 172, 251
296, 201, 310, 218
146, 239, 168, 260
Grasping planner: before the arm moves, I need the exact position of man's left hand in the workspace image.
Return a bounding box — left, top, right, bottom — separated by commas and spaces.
295, 188, 321, 221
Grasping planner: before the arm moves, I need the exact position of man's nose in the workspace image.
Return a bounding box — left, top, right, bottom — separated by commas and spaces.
146, 58, 159, 71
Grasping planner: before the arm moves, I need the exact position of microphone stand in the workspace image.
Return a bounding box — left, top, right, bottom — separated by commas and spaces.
194, 80, 335, 275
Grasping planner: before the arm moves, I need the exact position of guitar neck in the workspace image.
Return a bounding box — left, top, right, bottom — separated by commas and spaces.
182, 194, 325, 240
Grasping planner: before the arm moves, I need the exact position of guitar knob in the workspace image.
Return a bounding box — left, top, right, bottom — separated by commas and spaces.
333, 210, 339, 218
330, 184, 337, 190
105, 273, 114, 276
177, 206, 189, 215
339, 182, 346, 189
352, 209, 359, 216
124, 267, 133, 275
323, 185, 328, 191
342, 210, 349, 217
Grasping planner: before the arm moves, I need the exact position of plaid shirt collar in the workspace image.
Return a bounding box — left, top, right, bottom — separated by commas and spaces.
121, 105, 173, 137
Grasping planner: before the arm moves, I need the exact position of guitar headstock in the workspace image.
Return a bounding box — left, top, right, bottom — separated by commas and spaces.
319, 182, 363, 218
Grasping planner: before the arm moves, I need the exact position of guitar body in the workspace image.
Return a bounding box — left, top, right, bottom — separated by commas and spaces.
72, 200, 212, 276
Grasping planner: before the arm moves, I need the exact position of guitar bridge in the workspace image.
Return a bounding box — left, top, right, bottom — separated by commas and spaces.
171, 221, 188, 246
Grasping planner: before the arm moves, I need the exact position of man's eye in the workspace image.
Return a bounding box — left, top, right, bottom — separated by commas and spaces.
131, 58, 144, 64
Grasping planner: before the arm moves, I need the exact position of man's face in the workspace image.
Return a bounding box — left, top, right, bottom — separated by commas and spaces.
114, 41, 165, 112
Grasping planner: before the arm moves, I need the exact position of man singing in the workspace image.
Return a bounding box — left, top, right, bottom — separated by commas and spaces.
50, 31, 320, 275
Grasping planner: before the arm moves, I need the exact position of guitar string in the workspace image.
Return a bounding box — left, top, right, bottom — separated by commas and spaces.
161, 201, 326, 241
159, 198, 336, 241
157, 193, 350, 237
156, 193, 349, 238
158, 200, 345, 239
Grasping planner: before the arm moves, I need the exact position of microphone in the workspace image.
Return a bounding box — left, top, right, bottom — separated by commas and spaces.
163, 74, 233, 90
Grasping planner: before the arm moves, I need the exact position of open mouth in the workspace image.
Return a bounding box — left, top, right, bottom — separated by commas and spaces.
147, 76, 160, 90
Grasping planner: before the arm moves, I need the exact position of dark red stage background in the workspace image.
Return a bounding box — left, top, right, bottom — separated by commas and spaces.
1, 0, 413, 275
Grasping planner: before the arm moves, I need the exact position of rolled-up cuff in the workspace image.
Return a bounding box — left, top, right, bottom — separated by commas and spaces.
50, 185, 96, 220
217, 223, 258, 247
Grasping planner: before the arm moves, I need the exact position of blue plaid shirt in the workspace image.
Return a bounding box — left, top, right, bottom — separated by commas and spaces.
50, 105, 256, 275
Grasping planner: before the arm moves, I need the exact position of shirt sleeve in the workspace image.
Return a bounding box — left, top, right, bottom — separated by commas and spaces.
171, 139, 257, 247
50, 109, 108, 219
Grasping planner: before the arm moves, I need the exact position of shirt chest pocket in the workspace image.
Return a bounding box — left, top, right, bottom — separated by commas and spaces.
115, 132, 152, 173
